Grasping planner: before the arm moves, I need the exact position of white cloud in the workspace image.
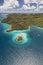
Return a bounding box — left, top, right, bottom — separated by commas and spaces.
0, 0, 19, 11
31, 0, 38, 3
31, 6, 36, 9
22, 4, 36, 10
23, 0, 43, 4
24, 0, 38, 4
22, 5, 31, 10
39, 5, 43, 9
23, 0, 43, 11
24, 0, 30, 4
39, 0, 43, 4
0, 0, 43, 13
28, 4, 30, 7
14, 0, 19, 7
10, 0, 19, 7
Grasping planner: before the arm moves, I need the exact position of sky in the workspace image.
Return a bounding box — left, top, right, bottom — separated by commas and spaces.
0, 0, 43, 13
0, 0, 4, 5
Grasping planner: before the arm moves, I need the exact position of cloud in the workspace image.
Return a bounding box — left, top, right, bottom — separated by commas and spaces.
39, 0, 43, 4
24, 0, 30, 4
0, 0, 43, 13
22, 4, 36, 10
10, 0, 19, 7
22, 5, 31, 10
30, 0, 37, 3
24, 0, 38, 4
31, 6, 36, 9
0, 0, 19, 11
39, 5, 43, 9
23, 0, 43, 11
23, 0, 43, 4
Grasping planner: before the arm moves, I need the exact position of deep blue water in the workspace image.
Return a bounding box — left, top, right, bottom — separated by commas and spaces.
0, 14, 43, 65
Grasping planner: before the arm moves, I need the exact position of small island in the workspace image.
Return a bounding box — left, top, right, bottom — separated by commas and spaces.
16, 35, 24, 43
1, 14, 43, 32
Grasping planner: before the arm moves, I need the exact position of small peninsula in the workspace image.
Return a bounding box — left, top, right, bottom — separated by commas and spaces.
1, 14, 43, 32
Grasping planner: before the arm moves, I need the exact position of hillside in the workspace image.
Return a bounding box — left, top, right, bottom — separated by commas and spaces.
1, 14, 43, 32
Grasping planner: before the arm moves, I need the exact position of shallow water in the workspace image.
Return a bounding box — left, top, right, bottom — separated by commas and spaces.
0, 14, 43, 65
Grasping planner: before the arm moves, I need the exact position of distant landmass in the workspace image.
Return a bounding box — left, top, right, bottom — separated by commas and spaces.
1, 14, 43, 32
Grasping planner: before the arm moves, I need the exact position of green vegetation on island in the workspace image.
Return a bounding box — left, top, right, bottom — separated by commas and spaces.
1, 14, 43, 32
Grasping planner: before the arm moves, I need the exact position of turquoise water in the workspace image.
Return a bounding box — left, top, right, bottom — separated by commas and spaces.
0, 14, 43, 65
0, 14, 43, 48
0, 22, 32, 47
